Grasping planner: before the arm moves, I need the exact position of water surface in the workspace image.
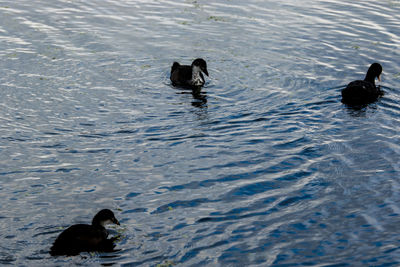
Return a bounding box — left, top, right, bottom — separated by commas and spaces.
1, 0, 400, 266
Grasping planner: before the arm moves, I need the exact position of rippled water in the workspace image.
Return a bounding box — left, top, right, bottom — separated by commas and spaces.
1, 0, 400, 265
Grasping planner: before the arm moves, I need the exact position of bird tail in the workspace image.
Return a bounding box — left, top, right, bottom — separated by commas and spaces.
171, 62, 180, 73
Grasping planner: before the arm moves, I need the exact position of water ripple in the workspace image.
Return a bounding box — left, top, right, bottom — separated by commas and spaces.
1, 0, 400, 266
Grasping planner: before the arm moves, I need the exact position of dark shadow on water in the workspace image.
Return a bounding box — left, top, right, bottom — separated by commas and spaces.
342, 98, 380, 117
174, 86, 209, 121
191, 87, 208, 108
98, 250, 122, 266
174, 86, 208, 109
343, 103, 369, 116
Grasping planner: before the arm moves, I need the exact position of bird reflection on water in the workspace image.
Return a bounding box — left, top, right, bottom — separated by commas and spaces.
191, 87, 208, 108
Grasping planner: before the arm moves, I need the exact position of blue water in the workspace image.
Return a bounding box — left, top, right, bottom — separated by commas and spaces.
1, 0, 400, 265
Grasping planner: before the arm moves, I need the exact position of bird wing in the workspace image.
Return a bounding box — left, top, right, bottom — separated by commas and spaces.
171, 65, 192, 85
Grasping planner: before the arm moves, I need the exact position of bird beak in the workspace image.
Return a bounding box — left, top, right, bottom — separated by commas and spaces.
378, 75, 381, 82
113, 218, 120, 225
203, 68, 209, 77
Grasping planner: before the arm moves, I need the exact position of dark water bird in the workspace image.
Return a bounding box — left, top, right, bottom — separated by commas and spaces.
170, 58, 209, 88
50, 209, 120, 256
341, 63, 383, 105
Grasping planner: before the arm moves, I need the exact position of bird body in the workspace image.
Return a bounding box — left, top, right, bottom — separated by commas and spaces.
50, 224, 114, 256
170, 58, 209, 88
341, 63, 383, 105
50, 209, 120, 256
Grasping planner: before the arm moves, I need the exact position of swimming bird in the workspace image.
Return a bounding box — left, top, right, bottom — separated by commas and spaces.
50, 209, 120, 256
341, 63, 383, 105
170, 58, 209, 88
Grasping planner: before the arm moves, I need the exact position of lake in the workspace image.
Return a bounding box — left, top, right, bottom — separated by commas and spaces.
1, 0, 400, 266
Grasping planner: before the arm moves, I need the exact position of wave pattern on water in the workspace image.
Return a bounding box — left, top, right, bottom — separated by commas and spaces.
1, 0, 400, 266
